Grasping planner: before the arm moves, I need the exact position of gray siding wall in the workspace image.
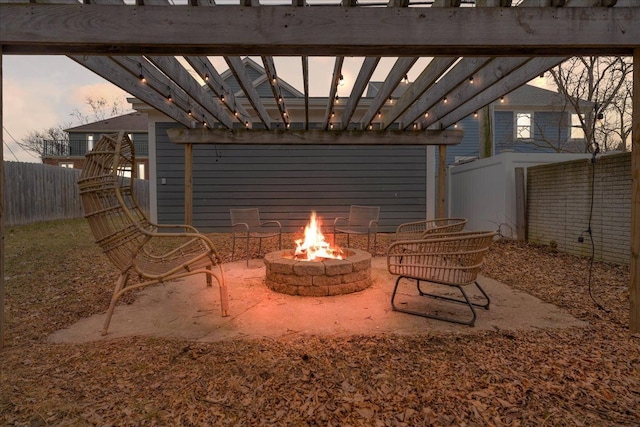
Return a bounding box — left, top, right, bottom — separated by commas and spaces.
527, 152, 631, 265
155, 123, 428, 233
494, 111, 583, 154
443, 116, 480, 164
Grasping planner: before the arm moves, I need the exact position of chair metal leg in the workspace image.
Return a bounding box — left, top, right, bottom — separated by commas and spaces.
391, 276, 488, 327
416, 279, 490, 310
245, 235, 250, 266
231, 234, 237, 262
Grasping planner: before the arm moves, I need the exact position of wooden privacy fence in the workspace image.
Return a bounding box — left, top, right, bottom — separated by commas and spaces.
3, 161, 149, 227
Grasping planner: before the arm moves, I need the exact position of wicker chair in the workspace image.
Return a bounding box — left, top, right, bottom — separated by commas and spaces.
393, 217, 468, 242
230, 208, 282, 266
386, 230, 496, 326
78, 131, 229, 336
333, 205, 380, 254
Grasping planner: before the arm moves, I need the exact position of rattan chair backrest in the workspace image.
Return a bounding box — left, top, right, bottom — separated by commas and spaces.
78, 132, 150, 272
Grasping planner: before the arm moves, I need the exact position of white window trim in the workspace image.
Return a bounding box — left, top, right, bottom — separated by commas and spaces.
514, 111, 533, 141
570, 113, 586, 140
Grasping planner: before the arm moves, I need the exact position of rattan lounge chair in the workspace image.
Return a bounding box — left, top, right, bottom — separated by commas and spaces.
230, 208, 282, 266
333, 205, 380, 254
387, 230, 497, 326
393, 217, 468, 242
78, 131, 229, 336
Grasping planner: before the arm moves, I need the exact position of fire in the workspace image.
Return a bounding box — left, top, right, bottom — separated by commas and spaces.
294, 211, 343, 261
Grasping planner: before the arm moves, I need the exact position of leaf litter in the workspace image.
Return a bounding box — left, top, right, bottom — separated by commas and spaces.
1, 219, 639, 426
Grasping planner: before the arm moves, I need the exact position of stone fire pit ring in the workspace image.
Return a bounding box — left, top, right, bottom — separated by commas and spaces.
264, 248, 372, 296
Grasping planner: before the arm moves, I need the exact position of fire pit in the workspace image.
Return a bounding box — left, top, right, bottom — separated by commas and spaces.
264, 211, 372, 296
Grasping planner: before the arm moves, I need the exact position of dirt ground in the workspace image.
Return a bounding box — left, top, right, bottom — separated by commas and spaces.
1, 219, 639, 426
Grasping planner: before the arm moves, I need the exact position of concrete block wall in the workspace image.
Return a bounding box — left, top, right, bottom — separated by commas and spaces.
527, 152, 631, 265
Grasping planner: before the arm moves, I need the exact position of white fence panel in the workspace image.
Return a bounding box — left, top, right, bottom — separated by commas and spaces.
448, 153, 590, 238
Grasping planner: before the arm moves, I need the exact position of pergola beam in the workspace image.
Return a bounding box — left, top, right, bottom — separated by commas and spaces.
225, 56, 272, 129
70, 55, 195, 127
322, 57, 344, 130
434, 56, 567, 129
184, 56, 253, 127
146, 55, 234, 129
381, 57, 457, 129
166, 128, 464, 146
1, 6, 639, 56
360, 57, 418, 129
398, 57, 491, 129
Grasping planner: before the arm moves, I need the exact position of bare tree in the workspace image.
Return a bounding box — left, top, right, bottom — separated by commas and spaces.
21, 96, 128, 159
18, 124, 72, 159
549, 56, 633, 153
70, 96, 126, 125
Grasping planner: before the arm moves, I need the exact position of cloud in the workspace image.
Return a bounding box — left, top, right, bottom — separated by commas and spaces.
2, 77, 131, 162
3, 77, 63, 162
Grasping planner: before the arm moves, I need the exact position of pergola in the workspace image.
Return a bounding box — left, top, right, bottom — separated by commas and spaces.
1, 0, 639, 348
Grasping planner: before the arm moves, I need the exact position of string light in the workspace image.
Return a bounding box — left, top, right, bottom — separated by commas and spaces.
500, 97, 505, 103
138, 63, 146, 84
331, 111, 335, 118
388, 97, 394, 104
204, 73, 209, 82
272, 76, 277, 84
454, 123, 458, 128
234, 110, 238, 117
335, 94, 340, 101
188, 109, 193, 116
377, 111, 382, 118
473, 111, 478, 118
330, 123, 334, 129
469, 76, 474, 84
443, 97, 448, 104
403, 75, 409, 84
245, 121, 249, 128
278, 96, 283, 103
424, 112, 429, 118
369, 125, 373, 130
220, 94, 225, 102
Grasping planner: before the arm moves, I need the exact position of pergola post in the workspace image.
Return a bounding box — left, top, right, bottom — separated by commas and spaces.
438, 145, 447, 218
0, 47, 5, 349
184, 143, 193, 226
631, 47, 640, 333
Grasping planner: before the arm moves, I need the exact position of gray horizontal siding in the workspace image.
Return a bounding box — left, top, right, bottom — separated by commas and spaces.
155, 123, 428, 233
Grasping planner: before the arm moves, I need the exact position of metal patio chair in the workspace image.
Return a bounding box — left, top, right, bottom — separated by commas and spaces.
78, 131, 229, 335
393, 217, 468, 242
333, 205, 380, 254
230, 208, 282, 265
387, 230, 497, 326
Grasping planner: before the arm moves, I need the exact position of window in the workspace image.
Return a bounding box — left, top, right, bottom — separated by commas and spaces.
87, 135, 94, 152
515, 112, 532, 140
60, 162, 74, 169
137, 163, 145, 180
570, 114, 585, 139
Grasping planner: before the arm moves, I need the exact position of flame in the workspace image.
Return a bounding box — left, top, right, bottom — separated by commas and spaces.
295, 211, 343, 261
